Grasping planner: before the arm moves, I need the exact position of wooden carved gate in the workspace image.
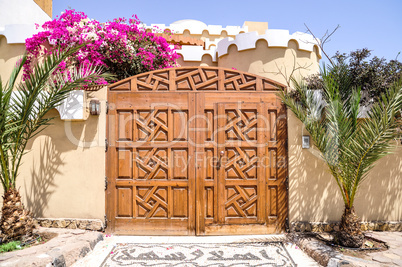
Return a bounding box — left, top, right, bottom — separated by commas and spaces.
106, 67, 288, 235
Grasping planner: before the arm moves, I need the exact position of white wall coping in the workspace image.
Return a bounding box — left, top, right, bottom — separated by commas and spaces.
148, 19, 248, 36
11, 90, 85, 121
0, 0, 50, 44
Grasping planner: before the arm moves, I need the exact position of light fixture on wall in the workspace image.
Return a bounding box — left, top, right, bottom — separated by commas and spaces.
89, 98, 101, 115
302, 135, 310, 149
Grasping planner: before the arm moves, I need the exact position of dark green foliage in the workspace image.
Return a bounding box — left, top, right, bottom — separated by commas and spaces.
306, 48, 402, 106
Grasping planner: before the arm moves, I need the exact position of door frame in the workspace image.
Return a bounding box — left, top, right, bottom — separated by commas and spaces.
106, 67, 289, 235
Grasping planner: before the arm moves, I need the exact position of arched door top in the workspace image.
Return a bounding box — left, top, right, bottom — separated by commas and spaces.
109, 67, 286, 92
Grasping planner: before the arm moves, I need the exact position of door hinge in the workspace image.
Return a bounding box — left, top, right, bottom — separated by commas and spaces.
105, 101, 109, 114
105, 138, 108, 152
286, 176, 289, 190
104, 214, 108, 230
285, 217, 290, 232
105, 176, 108, 190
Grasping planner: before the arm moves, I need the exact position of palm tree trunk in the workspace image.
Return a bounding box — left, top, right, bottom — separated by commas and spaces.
0, 188, 35, 242
337, 206, 364, 248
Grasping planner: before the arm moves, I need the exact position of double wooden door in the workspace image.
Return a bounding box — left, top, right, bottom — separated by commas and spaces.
106, 91, 288, 235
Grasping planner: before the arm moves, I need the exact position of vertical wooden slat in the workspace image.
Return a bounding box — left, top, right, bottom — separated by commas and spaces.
213, 104, 219, 223
256, 77, 263, 91
131, 77, 137, 91
105, 91, 114, 233
195, 92, 205, 235
168, 186, 173, 218
257, 103, 266, 223
218, 69, 225, 91
169, 69, 176, 91
188, 92, 196, 234
217, 103, 226, 224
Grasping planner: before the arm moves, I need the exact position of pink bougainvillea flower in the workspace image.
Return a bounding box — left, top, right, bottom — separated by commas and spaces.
24, 9, 180, 85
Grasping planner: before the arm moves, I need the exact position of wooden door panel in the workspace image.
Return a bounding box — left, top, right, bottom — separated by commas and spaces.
217, 103, 265, 228
196, 94, 288, 235
107, 90, 287, 235
107, 93, 196, 235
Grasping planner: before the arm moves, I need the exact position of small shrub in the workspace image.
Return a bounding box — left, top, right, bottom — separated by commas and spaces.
0, 241, 22, 253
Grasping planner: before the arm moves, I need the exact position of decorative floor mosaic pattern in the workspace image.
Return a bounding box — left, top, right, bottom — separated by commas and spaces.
101, 242, 296, 266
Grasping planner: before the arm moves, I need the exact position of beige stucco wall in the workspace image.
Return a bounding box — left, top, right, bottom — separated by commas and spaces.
1, 36, 107, 221
0, 36, 26, 83
0, 88, 108, 220
18, 88, 107, 220
288, 116, 402, 222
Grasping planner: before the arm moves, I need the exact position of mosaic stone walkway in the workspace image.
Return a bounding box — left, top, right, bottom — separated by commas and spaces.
101, 242, 295, 266
72, 235, 319, 267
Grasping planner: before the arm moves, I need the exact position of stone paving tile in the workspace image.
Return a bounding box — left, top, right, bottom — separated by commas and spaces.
360, 231, 402, 267
393, 259, 402, 266
372, 255, 394, 264
0, 228, 103, 267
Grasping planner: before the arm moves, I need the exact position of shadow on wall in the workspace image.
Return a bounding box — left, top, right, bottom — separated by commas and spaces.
288, 116, 344, 223
25, 109, 100, 152
289, 115, 402, 222
22, 109, 101, 217
24, 138, 62, 217
355, 143, 402, 221
0, 36, 26, 62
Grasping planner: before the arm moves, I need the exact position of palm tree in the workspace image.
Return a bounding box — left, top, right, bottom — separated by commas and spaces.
279, 63, 402, 248
0, 46, 111, 242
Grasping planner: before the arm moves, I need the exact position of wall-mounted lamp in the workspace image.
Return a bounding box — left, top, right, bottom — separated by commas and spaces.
302, 135, 310, 149
89, 99, 101, 115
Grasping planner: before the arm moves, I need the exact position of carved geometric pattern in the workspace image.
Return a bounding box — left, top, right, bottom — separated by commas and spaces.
135, 148, 168, 179
225, 147, 257, 180
225, 186, 257, 217
136, 109, 168, 141
176, 69, 219, 90
224, 71, 257, 91
136, 186, 168, 218
225, 109, 257, 141
109, 67, 286, 91
137, 71, 170, 91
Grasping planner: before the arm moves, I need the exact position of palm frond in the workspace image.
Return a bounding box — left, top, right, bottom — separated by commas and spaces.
279, 62, 402, 209
0, 44, 112, 191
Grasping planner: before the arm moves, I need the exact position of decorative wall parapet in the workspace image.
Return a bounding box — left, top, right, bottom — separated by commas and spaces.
148, 20, 247, 36
35, 218, 104, 231
291, 221, 402, 232
176, 29, 321, 62
216, 30, 321, 57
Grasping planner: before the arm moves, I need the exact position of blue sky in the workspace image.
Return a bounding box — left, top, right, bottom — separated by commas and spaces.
53, 0, 402, 63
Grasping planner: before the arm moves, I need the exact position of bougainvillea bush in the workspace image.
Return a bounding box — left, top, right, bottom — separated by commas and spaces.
24, 10, 180, 83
